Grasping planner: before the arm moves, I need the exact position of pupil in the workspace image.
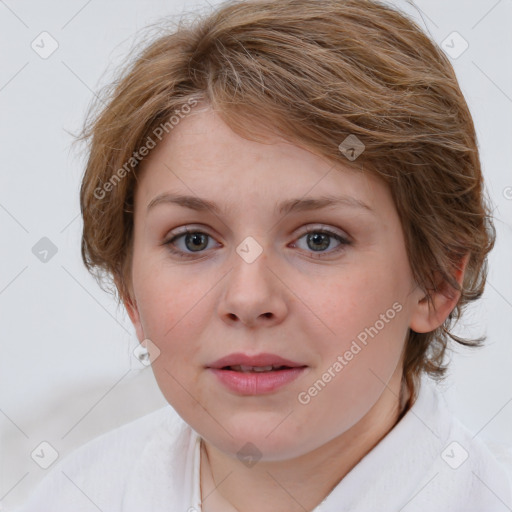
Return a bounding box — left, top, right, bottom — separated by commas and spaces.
186, 233, 207, 251
308, 233, 329, 251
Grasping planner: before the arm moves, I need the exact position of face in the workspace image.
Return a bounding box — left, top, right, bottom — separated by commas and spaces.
125, 107, 426, 460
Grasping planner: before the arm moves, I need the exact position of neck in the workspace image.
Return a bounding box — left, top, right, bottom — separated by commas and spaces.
200, 374, 412, 512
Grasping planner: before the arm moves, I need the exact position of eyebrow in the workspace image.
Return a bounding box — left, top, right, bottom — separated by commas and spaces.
146, 192, 375, 216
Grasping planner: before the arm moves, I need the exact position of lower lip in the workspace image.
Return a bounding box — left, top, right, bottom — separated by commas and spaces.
208, 367, 307, 395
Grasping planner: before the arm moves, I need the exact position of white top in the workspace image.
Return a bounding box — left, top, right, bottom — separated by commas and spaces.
15, 377, 512, 511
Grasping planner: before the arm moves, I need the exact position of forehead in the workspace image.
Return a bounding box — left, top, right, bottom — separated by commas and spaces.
135, 108, 388, 216
140, 108, 324, 177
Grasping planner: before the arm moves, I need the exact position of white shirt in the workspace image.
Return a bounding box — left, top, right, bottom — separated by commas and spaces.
14, 377, 512, 511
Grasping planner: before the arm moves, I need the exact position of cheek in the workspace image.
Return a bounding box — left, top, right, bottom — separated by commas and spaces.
133, 266, 211, 410
133, 260, 209, 353
298, 269, 408, 430
302, 258, 408, 371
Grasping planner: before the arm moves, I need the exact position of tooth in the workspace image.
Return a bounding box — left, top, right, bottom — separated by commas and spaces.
233, 365, 274, 372
252, 365, 273, 372
225, 365, 285, 372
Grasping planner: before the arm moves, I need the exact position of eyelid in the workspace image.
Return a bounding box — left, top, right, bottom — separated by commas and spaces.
163, 225, 218, 243
294, 224, 351, 241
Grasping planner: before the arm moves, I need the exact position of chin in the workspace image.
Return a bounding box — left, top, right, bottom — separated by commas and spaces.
200, 416, 317, 461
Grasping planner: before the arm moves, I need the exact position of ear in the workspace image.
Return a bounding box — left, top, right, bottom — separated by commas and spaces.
409, 253, 470, 333
122, 292, 146, 343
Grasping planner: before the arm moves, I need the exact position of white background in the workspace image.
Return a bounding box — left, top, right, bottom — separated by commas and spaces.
1, 0, 511, 508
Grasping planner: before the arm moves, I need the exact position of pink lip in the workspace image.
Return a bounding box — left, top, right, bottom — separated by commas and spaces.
207, 352, 305, 369
208, 367, 307, 395
206, 352, 308, 395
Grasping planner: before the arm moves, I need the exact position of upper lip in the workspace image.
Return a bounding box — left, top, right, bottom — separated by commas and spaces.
207, 352, 306, 369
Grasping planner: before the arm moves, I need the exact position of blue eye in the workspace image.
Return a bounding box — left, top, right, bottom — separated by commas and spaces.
292, 229, 351, 256
163, 226, 351, 259
164, 229, 216, 258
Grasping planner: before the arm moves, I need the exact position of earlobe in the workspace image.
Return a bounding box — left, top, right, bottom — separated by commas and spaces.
409, 253, 470, 334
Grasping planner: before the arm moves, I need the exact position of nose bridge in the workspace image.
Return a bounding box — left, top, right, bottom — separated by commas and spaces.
231, 234, 272, 294
219, 233, 286, 326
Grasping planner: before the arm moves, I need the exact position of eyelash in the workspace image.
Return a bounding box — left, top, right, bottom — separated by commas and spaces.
163, 226, 351, 259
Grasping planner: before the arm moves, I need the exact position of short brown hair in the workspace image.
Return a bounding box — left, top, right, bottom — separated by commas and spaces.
77, 0, 496, 404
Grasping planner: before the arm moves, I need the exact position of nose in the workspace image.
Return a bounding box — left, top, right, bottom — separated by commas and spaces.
217, 241, 288, 329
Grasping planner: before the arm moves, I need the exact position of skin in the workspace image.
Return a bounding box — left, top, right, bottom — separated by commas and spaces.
123, 108, 466, 512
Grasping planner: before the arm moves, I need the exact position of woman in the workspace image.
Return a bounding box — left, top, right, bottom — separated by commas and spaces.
17, 0, 512, 510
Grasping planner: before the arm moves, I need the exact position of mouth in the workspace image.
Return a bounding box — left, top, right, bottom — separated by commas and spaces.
207, 352, 306, 370
206, 353, 308, 395
221, 364, 302, 373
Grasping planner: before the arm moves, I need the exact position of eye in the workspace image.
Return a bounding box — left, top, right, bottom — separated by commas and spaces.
163, 228, 217, 258
163, 225, 351, 259
291, 227, 351, 257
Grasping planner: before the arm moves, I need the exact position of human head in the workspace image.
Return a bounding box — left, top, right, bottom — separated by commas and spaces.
78, 0, 495, 414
